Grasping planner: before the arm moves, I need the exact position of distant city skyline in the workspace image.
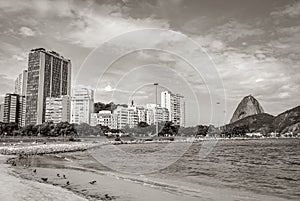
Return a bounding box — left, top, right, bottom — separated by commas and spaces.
0, 0, 300, 126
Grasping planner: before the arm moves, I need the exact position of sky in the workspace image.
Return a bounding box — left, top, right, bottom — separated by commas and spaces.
0, 0, 299, 126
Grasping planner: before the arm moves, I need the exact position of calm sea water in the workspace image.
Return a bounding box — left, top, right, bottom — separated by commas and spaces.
84, 138, 300, 200
31, 138, 299, 200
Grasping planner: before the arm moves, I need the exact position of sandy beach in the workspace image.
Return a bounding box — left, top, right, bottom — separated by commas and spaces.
0, 155, 87, 201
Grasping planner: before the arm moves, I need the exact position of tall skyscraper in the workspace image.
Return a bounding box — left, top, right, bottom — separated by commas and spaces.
3, 93, 25, 126
15, 70, 28, 96
45, 96, 71, 123
71, 88, 94, 124
161, 91, 185, 127
25, 48, 71, 125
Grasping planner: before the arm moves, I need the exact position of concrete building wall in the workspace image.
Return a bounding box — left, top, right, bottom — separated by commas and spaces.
25, 48, 71, 125
71, 88, 94, 124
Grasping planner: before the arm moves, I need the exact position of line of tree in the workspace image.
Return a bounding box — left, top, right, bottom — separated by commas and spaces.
221, 125, 250, 138
0, 121, 78, 137
94, 102, 128, 113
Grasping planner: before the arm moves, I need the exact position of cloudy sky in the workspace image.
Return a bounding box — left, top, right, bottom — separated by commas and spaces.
0, 0, 299, 126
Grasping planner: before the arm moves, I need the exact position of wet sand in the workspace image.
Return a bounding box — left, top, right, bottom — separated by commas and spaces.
0, 155, 87, 201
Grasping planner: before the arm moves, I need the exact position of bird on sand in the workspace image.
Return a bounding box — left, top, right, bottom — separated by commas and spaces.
57, 173, 60, 177
105, 194, 112, 200
63, 174, 66, 179
41, 177, 48, 182
66, 181, 70, 185
89, 180, 96, 185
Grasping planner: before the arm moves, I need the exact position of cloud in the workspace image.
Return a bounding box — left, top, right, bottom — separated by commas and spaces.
104, 84, 113, 92
209, 20, 265, 42
271, 1, 300, 18
19, 26, 35, 37
0, 74, 14, 103
62, 7, 170, 48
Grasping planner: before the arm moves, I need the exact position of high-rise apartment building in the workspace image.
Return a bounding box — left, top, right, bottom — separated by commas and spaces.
3, 93, 25, 126
15, 70, 28, 96
45, 96, 71, 123
161, 91, 185, 127
71, 88, 94, 124
19, 96, 26, 127
25, 48, 71, 125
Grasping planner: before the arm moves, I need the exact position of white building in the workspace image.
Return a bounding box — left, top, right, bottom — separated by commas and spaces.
146, 104, 169, 125
15, 70, 28, 96
161, 91, 185, 127
71, 88, 94, 124
112, 105, 139, 129
45, 96, 71, 123
113, 106, 129, 129
128, 108, 139, 128
19, 96, 26, 127
90, 110, 117, 129
136, 106, 147, 123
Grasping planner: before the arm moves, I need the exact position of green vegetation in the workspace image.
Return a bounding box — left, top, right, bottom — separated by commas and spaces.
94, 101, 127, 113
0, 121, 78, 138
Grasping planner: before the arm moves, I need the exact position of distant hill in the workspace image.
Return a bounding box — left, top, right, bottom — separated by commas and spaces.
224, 105, 300, 134
230, 95, 264, 123
224, 113, 274, 134
272, 106, 300, 133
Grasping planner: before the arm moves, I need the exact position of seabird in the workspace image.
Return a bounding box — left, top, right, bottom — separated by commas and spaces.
63, 174, 66, 179
33, 169, 37, 173
89, 180, 96, 184
66, 181, 70, 185
57, 173, 60, 177
105, 194, 112, 200
41, 177, 48, 182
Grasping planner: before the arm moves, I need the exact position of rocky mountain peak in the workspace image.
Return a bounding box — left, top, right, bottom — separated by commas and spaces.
230, 95, 264, 123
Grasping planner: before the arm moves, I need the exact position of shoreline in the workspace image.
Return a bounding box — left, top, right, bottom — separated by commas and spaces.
0, 154, 88, 201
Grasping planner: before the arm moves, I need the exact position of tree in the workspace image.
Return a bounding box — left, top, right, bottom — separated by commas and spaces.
196, 125, 209, 136
232, 125, 250, 137
158, 121, 179, 136
20, 124, 37, 136
3, 122, 19, 136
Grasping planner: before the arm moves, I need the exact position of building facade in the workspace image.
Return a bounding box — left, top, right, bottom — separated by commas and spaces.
161, 91, 185, 127
15, 70, 28, 96
3, 93, 25, 127
146, 104, 169, 125
113, 105, 129, 129
18, 96, 26, 127
45, 96, 71, 123
25, 48, 71, 125
90, 110, 117, 129
71, 88, 94, 124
